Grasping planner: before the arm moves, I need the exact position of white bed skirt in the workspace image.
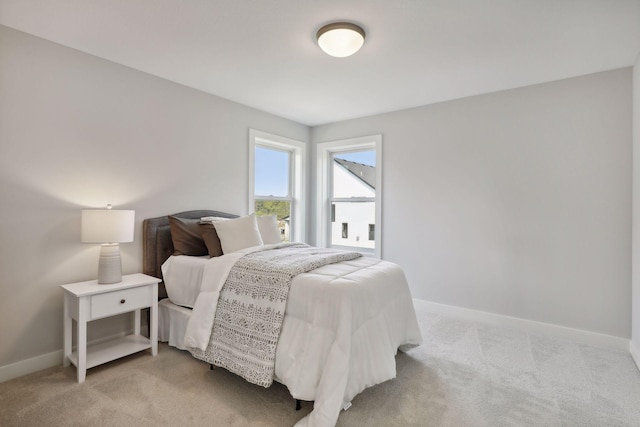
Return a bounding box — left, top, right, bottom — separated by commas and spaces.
158, 298, 191, 351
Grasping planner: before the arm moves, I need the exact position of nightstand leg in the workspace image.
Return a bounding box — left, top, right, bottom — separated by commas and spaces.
134, 309, 141, 335
77, 318, 87, 383
77, 298, 89, 383
63, 295, 71, 367
151, 285, 158, 356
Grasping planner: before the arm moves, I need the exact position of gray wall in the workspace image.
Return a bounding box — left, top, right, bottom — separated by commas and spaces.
0, 26, 309, 368
312, 68, 632, 338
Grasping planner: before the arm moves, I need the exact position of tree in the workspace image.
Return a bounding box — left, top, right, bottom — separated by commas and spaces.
254, 200, 290, 220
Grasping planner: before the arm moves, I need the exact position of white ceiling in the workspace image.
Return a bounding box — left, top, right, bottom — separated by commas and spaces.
1, 0, 639, 126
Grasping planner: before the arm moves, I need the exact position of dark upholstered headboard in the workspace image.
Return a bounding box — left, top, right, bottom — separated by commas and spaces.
142, 210, 238, 299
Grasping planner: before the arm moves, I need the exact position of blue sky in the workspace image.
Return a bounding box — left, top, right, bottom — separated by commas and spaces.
255, 148, 375, 197
335, 150, 376, 166
255, 147, 289, 196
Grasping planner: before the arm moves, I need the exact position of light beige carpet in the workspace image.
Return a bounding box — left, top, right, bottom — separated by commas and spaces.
1, 306, 640, 426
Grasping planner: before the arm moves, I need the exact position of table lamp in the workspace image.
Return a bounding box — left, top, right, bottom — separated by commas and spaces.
81, 205, 135, 284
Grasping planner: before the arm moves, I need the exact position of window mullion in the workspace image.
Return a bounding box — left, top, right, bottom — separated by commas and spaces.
331, 197, 374, 203
255, 196, 292, 202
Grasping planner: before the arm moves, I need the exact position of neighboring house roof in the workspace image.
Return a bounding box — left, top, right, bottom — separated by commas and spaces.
334, 158, 375, 190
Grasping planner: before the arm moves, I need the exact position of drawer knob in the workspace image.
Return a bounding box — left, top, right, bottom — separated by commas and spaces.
120, 299, 126, 304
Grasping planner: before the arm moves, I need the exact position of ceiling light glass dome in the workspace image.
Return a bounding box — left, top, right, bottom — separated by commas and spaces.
316, 22, 366, 58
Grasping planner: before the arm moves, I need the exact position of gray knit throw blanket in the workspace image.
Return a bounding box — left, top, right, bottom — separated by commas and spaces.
188, 243, 362, 387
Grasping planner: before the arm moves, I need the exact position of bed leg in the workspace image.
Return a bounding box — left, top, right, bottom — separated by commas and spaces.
210, 364, 214, 370
295, 399, 301, 411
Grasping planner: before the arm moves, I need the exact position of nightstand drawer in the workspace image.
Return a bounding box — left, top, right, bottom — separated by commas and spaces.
90, 286, 151, 320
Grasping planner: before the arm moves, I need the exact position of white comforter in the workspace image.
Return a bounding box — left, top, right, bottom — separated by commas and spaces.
182, 244, 422, 427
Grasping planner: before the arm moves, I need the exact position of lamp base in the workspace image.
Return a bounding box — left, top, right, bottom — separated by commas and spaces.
98, 243, 122, 284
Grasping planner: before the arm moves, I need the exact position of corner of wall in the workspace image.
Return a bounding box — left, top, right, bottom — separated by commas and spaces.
631, 340, 640, 373
632, 51, 640, 357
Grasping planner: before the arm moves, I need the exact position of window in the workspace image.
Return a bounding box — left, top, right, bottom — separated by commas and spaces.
249, 129, 305, 242
317, 134, 382, 257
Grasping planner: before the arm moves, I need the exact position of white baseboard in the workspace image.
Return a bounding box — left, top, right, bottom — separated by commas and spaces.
413, 298, 629, 351
0, 326, 149, 384
630, 340, 640, 372
0, 349, 64, 384
2, 301, 630, 383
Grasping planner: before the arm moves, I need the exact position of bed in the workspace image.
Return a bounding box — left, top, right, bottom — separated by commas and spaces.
143, 210, 422, 427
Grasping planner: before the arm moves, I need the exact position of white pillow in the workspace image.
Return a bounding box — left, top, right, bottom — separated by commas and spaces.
256, 214, 282, 244
212, 213, 263, 253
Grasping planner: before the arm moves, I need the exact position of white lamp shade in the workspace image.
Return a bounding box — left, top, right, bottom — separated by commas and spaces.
317, 23, 365, 58
81, 209, 135, 243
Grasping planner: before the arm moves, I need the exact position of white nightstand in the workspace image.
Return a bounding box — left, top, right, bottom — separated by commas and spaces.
61, 273, 160, 383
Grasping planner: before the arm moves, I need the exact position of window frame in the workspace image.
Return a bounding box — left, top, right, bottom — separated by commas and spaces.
249, 129, 306, 243
316, 134, 382, 258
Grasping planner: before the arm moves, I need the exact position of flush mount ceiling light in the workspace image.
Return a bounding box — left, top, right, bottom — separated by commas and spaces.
316, 22, 366, 58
